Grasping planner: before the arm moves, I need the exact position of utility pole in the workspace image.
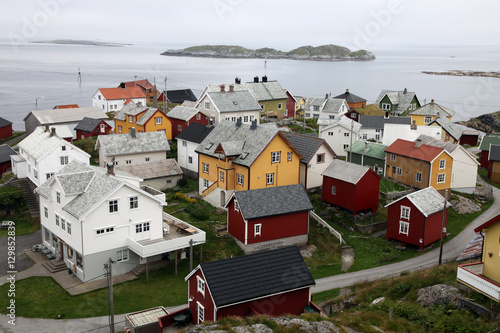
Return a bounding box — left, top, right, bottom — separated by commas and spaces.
438, 189, 448, 265
349, 119, 354, 162
164, 76, 167, 112
108, 258, 115, 333
189, 239, 194, 271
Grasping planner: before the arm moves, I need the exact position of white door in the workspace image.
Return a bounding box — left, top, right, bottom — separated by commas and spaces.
135, 221, 151, 241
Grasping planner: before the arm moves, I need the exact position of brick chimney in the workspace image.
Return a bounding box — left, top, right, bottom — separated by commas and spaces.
229, 84, 234, 92
50, 127, 56, 137
411, 120, 417, 130
44, 124, 49, 132
250, 119, 258, 130
107, 163, 115, 176
220, 84, 226, 92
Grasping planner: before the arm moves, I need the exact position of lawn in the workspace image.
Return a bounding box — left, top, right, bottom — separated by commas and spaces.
0, 205, 40, 237
379, 178, 407, 193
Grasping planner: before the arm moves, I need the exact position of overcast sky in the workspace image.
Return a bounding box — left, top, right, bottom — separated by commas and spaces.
1, 0, 500, 51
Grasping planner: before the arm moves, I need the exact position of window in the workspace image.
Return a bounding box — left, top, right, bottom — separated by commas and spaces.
135, 222, 150, 234
61, 217, 66, 231
128, 115, 133, 123
220, 171, 224, 182
390, 153, 396, 162
155, 117, 162, 125
244, 115, 249, 123
266, 173, 274, 185
202, 163, 209, 174
118, 125, 122, 133
344, 132, 349, 137
203, 179, 209, 189
34, 169, 38, 179
329, 115, 335, 119
401, 206, 410, 219
188, 156, 193, 164
109, 199, 118, 213
424, 116, 432, 124
396, 167, 402, 176
382, 103, 391, 111
67, 222, 71, 235
439, 159, 446, 169
416, 172, 422, 182
46, 173, 54, 180
437, 173, 446, 183
130, 196, 138, 209
313, 105, 320, 112
375, 134, 380, 141
350, 113, 356, 118
288, 152, 292, 161
100, 123, 106, 133
55, 214, 60, 227
44, 206, 48, 218
305, 113, 310, 118
376, 129, 381, 133
343, 144, 349, 149
328, 132, 334, 136
117, 249, 128, 262
196, 113, 201, 120
317, 153, 325, 163
96, 226, 115, 235
126, 160, 132, 165
60, 156, 69, 165
177, 125, 182, 131
271, 151, 281, 163
114, 161, 119, 165
61, 145, 66, 151
332, 186, 336, 195
254, 224, 262, 236
182, 140, 187, 147
145, 157, 150, 162
236, 173, 244, 185
362, 134, 367, 140
399, 221, 409, 235
56, 191, 61, 204
204, 101, 210, 110
198, 303, 205, 323
197, 276, 205, 295
277, 103, 282, 110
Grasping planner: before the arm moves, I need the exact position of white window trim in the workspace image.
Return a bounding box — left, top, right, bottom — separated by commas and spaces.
197, 276, 205, 296
155, 117, 162, 125
197, 302, 205, 324
202, 163, 209, 174
117, 249, 129, 262
400, 206, 410, 219
254, 223, 262, 236
399, 221, 409, 235
439, 159, 446, 169
129, 196, 139, 210
390, 153, 396, 162
234, 199, 239, 212
266, 173, 274, 185
437, 173, 446, 184
236, 173, 243, 185
109, 199, 119, 213
396, 167, 402, 176
95, 225, 116, 236
271, 151, 281, 163
287, 152, 292, 161
332, 186, 336, 195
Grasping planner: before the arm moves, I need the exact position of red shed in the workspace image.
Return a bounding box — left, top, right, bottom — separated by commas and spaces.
225, 184, 313, 254
184, 246, 316, 324
166, 106, 210, 138
74, 117, 112, 140
0, 117, 13, 140
386, 187, 450, 249
479, 136, 500, 169
285, 90, 296, 119
321, 159, 381, 215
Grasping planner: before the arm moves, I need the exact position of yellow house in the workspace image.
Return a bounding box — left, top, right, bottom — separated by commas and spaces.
113, 103, 172, 139
410, 100, 455, 126
295, 96, 306, 118
457, 214, 500, 302
196, 120, 302, 207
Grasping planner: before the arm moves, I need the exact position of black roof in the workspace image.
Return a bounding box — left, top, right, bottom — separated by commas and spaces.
358, 114, 411, 129
232, 184, 313, 220
167, 89, 197, 104
0, 144, 16, 163
195, 246, 315, 307
490, 145, 500, 162
282, 132, 332, 163
74, 117, 105, 132
334, 90, 366, 103
175, 122, 213, 143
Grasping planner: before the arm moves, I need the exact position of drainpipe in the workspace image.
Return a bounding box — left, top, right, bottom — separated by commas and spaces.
479, 231, 485, 262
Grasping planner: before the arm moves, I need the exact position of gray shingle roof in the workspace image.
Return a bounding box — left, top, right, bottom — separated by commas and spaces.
135, 108, 164, 126
74, 117, 104, 132
207, 91, 262, 113
489, 145, 500, 162
97, 131, 170, 157
196, 120, 279, 167
282, 132, 334, 163
232, 184, 313, 220
387, 187, 451, 217
416, 135, 458, 153
113, 103, 149, 121
375, 89, 420, 114
23, 106, 108, 123
318, 116, 361, 133
175, 123, 214, 144
0, 144, 17, 164
334, 90, 366, 103
305, 97, 346, 114
322, 159, 372, 184
191, 246, 315, 307
429, 116, 462, 141
410, 101, 455, 117
206, 82, 288, 101
358, 115, 411, 129
167, 106, 201, 121
116, 159, 182, 179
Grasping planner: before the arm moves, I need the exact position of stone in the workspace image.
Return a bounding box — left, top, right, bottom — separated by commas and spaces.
371, 296, 386, 305
416, 284, 461, 307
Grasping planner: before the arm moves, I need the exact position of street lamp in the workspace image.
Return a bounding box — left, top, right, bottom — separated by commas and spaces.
35, 96, 43, 110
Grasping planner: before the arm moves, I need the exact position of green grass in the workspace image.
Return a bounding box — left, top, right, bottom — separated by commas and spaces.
379, 179, 407, 193
478, 167, 500, 189
312, 288, 340, 304
0, 205, 39, 237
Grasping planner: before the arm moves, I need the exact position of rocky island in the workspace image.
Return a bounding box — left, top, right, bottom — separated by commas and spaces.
422, 70, 500, 78
161, 44, 375, 61
32, 39, 132, 47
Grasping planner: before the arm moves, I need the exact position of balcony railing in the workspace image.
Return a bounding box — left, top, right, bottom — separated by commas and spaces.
140, 185, 165, 201
457, 263, 500, 301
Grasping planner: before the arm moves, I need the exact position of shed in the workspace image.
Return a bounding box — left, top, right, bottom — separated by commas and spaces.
125, 306, 168, 333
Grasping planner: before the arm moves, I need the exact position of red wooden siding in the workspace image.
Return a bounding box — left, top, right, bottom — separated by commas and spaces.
188, 270, 216, 324
246, 211, 309, 245
481, 150, 490, 169
459, 134, 479, 146
227, 200, 246, 243
286, 92, 295, 119
169, 113, 210, 138
0, 124, 12, 140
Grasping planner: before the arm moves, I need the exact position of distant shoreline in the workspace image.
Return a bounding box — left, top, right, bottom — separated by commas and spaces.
32, 39, 132, 47
422, 70, 500, 78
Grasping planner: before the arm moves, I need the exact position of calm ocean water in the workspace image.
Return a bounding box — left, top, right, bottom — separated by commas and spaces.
0, 42, 499, 131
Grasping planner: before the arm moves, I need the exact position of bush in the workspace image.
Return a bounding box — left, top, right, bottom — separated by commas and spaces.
177, 178, 188, 188
174, 192, 196, 204
185, 204, 209, 220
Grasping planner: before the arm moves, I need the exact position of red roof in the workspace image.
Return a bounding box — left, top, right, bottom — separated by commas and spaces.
99, 86, 149, 100
474, 214, 500, 232
385, 139, 444, 162
121, 79, 154, 89
54, 104, 79, 109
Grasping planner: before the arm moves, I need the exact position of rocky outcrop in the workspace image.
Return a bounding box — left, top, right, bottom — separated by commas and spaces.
449, 195, 481, 214
416, 284, 461, 307
161, 44, 375, 61
422, 70, 500, 78
460, 111, 500, 133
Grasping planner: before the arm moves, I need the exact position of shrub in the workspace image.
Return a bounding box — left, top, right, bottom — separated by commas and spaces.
174, 192, 196, 204
185, 204, 209, 220
177, 178, 188, 188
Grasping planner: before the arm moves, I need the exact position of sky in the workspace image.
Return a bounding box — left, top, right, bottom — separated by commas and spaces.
1, 0, 500, 51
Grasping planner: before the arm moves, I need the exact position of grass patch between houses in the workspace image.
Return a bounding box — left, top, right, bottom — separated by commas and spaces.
0, 205, 39, 237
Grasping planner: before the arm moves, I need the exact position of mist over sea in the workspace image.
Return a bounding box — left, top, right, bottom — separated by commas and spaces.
0, 42, 499, 131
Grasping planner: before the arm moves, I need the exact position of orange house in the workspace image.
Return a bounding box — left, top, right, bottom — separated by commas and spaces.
113, 103, 172, 139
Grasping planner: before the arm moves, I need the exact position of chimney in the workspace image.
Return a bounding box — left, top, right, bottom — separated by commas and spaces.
403, 88, 408, 94
50, 127, 56, 137
431, 99, 435, 103
250, 119, 257, 130
236, 117, 242, 127
262, 75, 267, 83
229, 84, 234, 92
220, 84, 226, 92
415, 138, 423, 148
346, 89, 350, 94
437, 112, 440, 118
44, 124, 49, 132
411, 120, 417, 130
120, 82, 126, 89
130, 127, 136, 139
107, 163, 115, 176
235, 77, 241, 84
325, 93, 329, 99
254, 76, 259, 83
364, 141, 369, 152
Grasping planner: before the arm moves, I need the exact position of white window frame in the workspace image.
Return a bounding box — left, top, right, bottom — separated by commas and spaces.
46, 173, 54, 180
382, 103, 391, 111
236, 173, 243, 185
196, 113, 201, 120
61, 217, 66, 231
204, 101, 210, 110
234, 200, 239, 211
287, 152, 292, 161
416, 172, 422, 182
343, 144, 349, 149
155, 117, 162, 125
424, 116, 432, 124
96, 226, 115, 235
401, 206, 410, 219
344, 132, 349, 137
197, 302, 205, 323
129, 196, 138, 210
437, 173, 446, 183
203, 179, 209, 189
266, 173, 274, 185
177, 125, 182, 131
220, 171, 224, 182
67, 221, 72, 235
197, 276, 205, 296
317, 153, 325, 164
313, 105, 320, 112
44, 206, 48, 218
55, 214, 60, 227
277, 102, 282, 110
128, 115, 133, 123
109, 199, 119, 213
117, 249, 128, 262
439, 159, 446, 169
56, 191, 61, 204
254, 223, 262, 236
118, 125, 122, 133
202, 162, 209, 174
126, 160, 132, 165
390, 153, 396, 162
100, 123, 106, 133
182, 140, 187, 147
60, 156, 69, 165
396, 167, 402, 176
271, 151, 281, 163
188, 156, 193, 164
399, 221, 409, 235
61, 145, 66, 151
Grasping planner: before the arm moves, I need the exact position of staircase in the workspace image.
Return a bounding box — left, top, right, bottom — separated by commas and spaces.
8, 178, 39, 217
42, 260, 67, 273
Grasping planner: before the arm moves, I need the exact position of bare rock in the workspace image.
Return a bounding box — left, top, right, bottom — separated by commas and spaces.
416, 284, 461, 307
450, 195, 481, 214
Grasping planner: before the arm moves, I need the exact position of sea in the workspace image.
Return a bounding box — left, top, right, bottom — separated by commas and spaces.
0, 41, 499, 131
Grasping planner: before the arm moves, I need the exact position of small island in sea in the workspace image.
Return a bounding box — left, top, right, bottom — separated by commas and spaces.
32, 39, 132, 47
422, 70, 500, 78
161, 44, 375, 61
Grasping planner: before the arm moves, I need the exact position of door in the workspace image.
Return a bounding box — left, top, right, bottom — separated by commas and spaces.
135, 221, 151, 241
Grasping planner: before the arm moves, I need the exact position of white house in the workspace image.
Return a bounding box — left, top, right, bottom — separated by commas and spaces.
382, 123, 442, 146
93, 84, 149, 113
95, 129, 170, 168
304, 97, 348, 120
358, 114, 412, 142
282, 132, 337, 190
36, 161, 206, 282
318, 117, 361, 158
418, 135, 479, 194
12, 126, 90, 188
176, 122, 214, 178
195, 85, 262, 125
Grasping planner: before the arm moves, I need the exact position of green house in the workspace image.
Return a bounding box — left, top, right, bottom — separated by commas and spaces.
375, 88, 421, 116
345, 141, 387, 176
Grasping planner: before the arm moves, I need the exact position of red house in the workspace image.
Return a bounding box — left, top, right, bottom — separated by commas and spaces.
184, 246, 316, 324
386, 187, 450, 249
166, 106, 210, 139
225, 184, 313, 254
322, 159, 381, 215
479, 135, 500, 168
285, 90, 296, 119
459, 130, 480, 146
74, 117, 112, 140
0, 144, 17, 174
0, 117, 13, 140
